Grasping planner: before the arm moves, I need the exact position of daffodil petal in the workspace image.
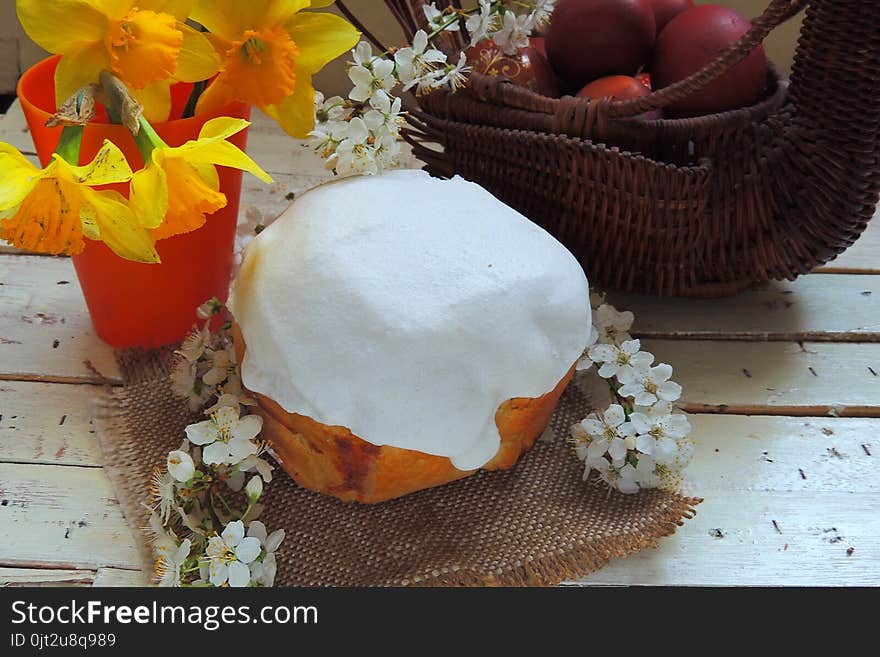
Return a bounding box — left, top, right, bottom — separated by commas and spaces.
192, 0, 298, 40
54, 43, 109, 108
82, 0, 131, 21
0, 148, 39, 211
130, 164, 169, 229
80, 188, 160, 263
0, 177, 84, 255
308, 0, 336, 8
191, 162, 220, 190
137, 0, 195, 21
262, 68, 315, 138
197, 117, 251, 143
130, 80, 173, 123
191, 0, 310, 38
285, 11, 360, 74
261, 0, 312, 27
61, 141, 134, 186
151, 158, 226, 240
181, 140, 273, 183
176, 24, 221, 83
194, 77, 238, 117
17, 0, 108, 53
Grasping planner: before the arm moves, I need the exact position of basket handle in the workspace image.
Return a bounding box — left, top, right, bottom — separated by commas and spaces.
554, 0, 808, 133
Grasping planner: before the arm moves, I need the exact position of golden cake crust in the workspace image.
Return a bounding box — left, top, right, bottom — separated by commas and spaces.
233, 323, 574, 503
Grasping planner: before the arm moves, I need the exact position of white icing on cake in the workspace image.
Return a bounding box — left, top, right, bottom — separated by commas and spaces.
230, 170, 590, 470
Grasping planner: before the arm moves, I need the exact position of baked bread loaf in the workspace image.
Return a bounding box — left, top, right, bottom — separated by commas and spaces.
230, 171, 590, 503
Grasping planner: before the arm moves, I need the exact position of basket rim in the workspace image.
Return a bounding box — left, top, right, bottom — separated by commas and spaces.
432, 60, 789, 137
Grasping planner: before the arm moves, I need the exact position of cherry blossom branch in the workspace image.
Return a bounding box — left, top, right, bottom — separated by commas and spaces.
571, 294, 695, 494
308, 1, 555, 176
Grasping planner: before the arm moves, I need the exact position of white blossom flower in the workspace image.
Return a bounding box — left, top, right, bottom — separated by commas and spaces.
169, 358, 213, 411
466, 0, 497, 47
149, 468, 176, 523
145, 509, 177, 555
617, 454, 659, 494
166, 450, 195, 483
492, 10, 533, 56
351, 40, 376, 67
631, 404, 691, 465
247, 521, 284, 587
618, 363, 682, 406
423, 2, 459, 31
204, 520, 262, 587
588, 338, 654, 379
658, 438, 695, 490
246, 475, 263, 502
531, 0, 556, 26
395, 30, 447, 91
307, 120, 347, 156
156, 539, 191, 587
592, 303, 635, 345
364, 92, 403, 134
348, 57, 396, 102
185, 406, 262, 466
371, 128, 402, 170
335, 117, 379, 176
239, 454, 275, 483
437, 52, 471, 90
205, 390, 255, 416
203, 346, 236, 387
177, 326, 211, 362
314, 92, 350, 124
573, 404, 635, 475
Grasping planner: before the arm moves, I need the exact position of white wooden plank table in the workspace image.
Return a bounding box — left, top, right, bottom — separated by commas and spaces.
1, 100, 878, 587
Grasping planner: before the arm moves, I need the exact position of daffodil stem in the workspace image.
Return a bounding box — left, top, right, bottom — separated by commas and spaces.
132, 116, 168, 164
54, 126, 83, 165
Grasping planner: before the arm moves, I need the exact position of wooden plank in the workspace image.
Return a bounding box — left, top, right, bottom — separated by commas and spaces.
609, 274, 880, 342
572, 490, 879, 586
569, 414, 880, 585
0, 567, 96, 587
0, 381, 105, 467
93, 567, 147, 587
643, 340, 880, 416
683, 415, 879, 493
816, 209, 879, 274
0, 256, 120, 383
0, 463, 141, 570
0, 566, 147, 587
0, 99, 35, 156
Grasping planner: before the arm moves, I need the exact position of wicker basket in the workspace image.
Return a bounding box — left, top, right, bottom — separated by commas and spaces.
339, 0, 880, 296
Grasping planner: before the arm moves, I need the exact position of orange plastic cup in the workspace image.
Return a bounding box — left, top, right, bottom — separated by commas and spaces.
17, 56, 251, 348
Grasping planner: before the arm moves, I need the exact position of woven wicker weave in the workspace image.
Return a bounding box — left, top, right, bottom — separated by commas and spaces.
339, 0, 880, 296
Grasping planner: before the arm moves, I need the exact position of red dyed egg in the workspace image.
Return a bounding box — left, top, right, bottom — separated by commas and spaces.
577, 75, 662, 119
577, 75, 650, 100
545, 0, 656, 89
653, 5, 768, 117
466, 39, 561, 97
648, 0, 693, 34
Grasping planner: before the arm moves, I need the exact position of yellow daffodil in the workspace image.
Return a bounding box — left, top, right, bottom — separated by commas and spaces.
16, 0, 219, 122
130, 117, 273, 240
0, 141, 159, 262
191, 0, 359, 137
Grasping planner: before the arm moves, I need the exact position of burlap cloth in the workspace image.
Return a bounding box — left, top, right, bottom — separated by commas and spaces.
93, 346, 700, 586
